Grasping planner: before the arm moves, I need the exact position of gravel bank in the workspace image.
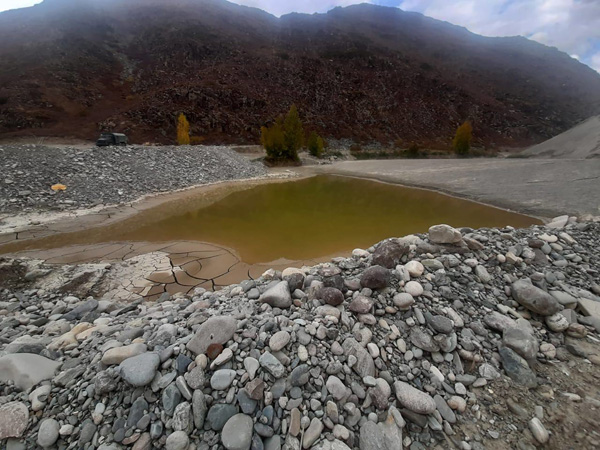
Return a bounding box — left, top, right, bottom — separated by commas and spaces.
0, 145, 267, 214
304, 158, 600, 218
1, 220, 599, 449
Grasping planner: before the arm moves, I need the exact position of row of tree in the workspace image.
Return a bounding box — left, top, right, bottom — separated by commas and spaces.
176, 108, 472, 158
260, 105, 324, 161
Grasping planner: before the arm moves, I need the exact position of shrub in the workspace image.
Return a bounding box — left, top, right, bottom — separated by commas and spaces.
283, 105, 304, 157
261, 105, 304, 162
177, 113, 190, 145
307, 131, 324, 158
261, 118, 286, 160
453, 121, 472, 156
406, 142, 419, 158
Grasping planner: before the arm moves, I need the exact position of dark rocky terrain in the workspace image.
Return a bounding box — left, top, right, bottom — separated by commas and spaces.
1, 0, 600, 147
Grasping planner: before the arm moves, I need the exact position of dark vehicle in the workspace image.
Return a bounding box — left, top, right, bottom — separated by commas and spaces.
96, 133, 128, 146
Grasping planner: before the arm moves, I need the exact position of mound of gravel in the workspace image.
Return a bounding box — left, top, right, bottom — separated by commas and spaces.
520, 115, 600, 159
0, 144, 267, 214
1, 220, 599, 449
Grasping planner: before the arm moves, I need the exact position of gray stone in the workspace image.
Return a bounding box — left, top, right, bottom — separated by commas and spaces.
127, 397, 149, 428
206, 404, 238, 431
474, 265, 492, 283
394, 381, 436, 414
165, 431, 189, 450
368, 378, 392, 410
359, 421, 385, 450
222, 414, 253, 450
348, 295, 374, 314
0, 353, 61, 391
0, 402, 28, 439
409, 328, 440, 353
393, 293, 414, 310
545, 313, 570, 332
360, 266, 391, 290
426, 314, 454, 334
259, 281, 292, 308
37, 418, 60, 448
192, 390, 207, 428
483, 312, 516, 332
511, 280, 562, 315
259, 352, 285, 378
187, 316, 237, 355
290, 364, 310, 387
79, 420, 96, 445
119, 353, 160, 386
313, 439, 352, 450
434, 395, 456, 424
342, 338, 375, 377
211, 369, 237, 390
428, 224, 462, 244
269, 331, 291, 352
183, 365, 206, 389
172, 402, 192, 432
163, 383, 182, 416
503, 327, 539, 360
303, 418, 323, 449
326, 376, 347, 400
499, 347, 537, 388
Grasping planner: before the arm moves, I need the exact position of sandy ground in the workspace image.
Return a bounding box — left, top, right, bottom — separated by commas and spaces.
301, 158, 600, 219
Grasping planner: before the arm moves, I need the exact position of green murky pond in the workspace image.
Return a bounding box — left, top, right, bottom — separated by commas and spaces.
3, 175, 540, 263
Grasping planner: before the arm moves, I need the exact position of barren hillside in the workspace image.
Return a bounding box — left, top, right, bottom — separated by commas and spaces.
1, 0, 600, 146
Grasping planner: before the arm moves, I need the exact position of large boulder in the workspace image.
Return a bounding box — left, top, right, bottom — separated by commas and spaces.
119, 353, 160, 386
428, 224, 462, 244
0, 402, 29, 439
187, 316, 238, 355
499, 347, 538, 388
503, 327, 539, 360
511, 280, 562, 316
319, 287, 344, 306
0, 353, 61, 391
221, 414, 253, 450
393, 381, 436, 414
360, 266, 391, 290
259, 281, 292, 308
372, 239, 409, 268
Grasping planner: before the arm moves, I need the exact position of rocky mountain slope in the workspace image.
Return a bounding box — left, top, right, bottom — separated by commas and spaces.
1, 0, 600, 147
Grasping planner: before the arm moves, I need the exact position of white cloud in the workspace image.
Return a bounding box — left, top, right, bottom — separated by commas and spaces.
395, 0, 600, 72
0, 0, 41, 12
233, 0, 369, 17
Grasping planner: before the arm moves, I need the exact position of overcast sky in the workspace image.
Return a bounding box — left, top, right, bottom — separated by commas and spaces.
1, 0, 598, 72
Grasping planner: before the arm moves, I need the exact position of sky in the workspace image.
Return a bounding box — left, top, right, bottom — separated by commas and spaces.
1, 0, 598, 73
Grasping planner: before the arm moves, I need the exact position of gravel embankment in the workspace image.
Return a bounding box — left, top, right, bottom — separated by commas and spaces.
0, 145, 267, 214
1, 221, 599, 449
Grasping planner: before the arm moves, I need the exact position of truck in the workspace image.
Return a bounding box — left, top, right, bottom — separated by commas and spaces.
96, 132, 128, 146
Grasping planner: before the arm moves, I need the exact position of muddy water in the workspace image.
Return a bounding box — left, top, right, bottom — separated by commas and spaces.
3, 175, 540, 264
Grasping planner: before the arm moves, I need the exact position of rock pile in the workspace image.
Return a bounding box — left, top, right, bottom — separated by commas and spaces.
0, 144, 267, 214
1, 220, 599, 449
